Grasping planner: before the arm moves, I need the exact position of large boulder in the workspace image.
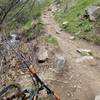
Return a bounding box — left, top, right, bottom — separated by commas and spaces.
85, 6, 100, 21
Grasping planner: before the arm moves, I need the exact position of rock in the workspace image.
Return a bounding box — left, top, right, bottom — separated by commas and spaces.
37, 46, 49, 62
76, 56, 97, 66
62, 21, 69, 29
95, 95, 100, 100
55, 53, 66, 71
85, 6, 100, 21
48, 8, 52, 11
77, 49, 93, 56
56, 30, 61, 34
9, 32, 17, 43
69, 36, 75, 40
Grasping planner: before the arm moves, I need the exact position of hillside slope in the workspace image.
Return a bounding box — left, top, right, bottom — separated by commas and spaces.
55, 0, 100, 45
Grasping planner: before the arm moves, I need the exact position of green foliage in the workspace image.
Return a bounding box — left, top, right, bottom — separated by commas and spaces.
94, 35, 100, 45
78, 20, 93, 32
0, 0, 52, 31
45, 35, 58, 46
18, 0, 52, 40
22, 19, 44, 40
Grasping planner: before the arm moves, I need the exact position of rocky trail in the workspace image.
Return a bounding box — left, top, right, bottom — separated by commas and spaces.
0, 3, 100, 100
42, 4, 100, 100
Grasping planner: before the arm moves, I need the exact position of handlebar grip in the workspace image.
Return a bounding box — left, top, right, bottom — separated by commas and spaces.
2, 97, 6, 100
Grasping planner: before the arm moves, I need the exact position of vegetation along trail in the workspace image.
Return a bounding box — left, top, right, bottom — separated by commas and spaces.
42, 3, 100, 100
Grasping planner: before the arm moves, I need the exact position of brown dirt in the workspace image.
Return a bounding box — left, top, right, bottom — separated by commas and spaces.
42, 4, 100, 100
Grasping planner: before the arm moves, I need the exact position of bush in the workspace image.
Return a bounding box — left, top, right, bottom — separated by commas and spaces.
94, 35, 100, 45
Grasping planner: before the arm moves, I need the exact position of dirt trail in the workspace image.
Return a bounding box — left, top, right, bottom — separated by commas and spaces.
42, 4, 100, 100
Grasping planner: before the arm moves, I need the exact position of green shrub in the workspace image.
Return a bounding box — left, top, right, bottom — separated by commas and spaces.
94, 35, 100, 45
78, 20, 92, 32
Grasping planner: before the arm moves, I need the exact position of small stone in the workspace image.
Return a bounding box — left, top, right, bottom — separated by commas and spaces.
69, 36, 75, 40
62, 21, 69, 25
55, 53, 66, 71
48, 8, 52, 11
76, 74, 80, 77
67, 92, 71, 97
77, 49, 93, 56
76, 56, 97, 66
62, 21, 69, 28
56, 30, 61, 34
